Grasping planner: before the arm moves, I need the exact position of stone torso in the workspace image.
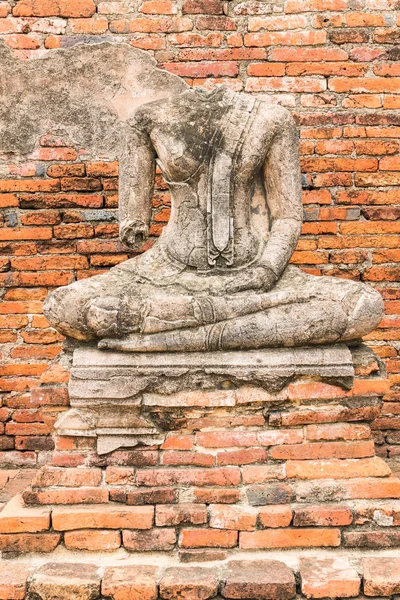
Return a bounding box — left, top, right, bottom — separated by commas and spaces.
134, 86, 275, 271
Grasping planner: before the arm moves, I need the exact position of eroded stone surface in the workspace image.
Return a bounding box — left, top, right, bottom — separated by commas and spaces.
299, 557, 360, 599
159, 566, 218, 600
102, 565, 159, 600
0, 43, 187, 157
28, 563, 100, 600
0, 563, 30, 600
362, 557, 400, 596
222, 559, 296, 599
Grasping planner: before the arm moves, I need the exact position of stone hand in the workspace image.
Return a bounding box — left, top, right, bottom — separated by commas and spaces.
222, 266, 278, 295
120, 220, 149, 250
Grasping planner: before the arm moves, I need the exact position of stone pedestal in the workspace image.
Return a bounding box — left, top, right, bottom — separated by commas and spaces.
57, 344, 355, 455
1, 343, 400, 560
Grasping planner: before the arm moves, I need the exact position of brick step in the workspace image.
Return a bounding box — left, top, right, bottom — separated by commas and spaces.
1, 494, 400, 554
1, 554, 399, 600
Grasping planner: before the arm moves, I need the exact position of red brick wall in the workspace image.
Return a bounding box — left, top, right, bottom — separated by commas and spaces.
0, 0, 399, 467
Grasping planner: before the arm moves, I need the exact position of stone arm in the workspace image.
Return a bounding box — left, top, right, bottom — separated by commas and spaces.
119, 120, 156, 250
260, 109, 303, 286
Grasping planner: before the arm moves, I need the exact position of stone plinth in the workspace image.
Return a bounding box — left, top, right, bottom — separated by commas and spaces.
59, 344, 355, 455
1, 343, 400, 558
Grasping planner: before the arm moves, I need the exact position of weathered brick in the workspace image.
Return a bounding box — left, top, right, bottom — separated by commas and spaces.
32, 466, 101, 488
123, 528, 176, 551
28, 563, 100, 599
0, 532, 61, 553
240, 528, 341, 549
52, 505, 154, 530
102, 565, 159, 600
0, 563, 30, 599
64, 529, 121, 550
258, 506, 293, 528
156, 504, 207, 526
293, 504, 353, 526
362, 558, 400, 596
300, 557, 360, 598
180, 528, 238, 548
286, 457, 391, 479
209, 504, 257, 531
136, 467, 240, 487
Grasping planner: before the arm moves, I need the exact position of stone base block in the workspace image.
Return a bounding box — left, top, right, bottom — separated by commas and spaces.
59, 344, 355, 455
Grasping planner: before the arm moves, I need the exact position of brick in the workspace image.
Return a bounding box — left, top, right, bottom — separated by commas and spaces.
241, 528, 341, 549
300, 557, 360, 599
139, 0, 177, 13
286, 457, 391, 479
122, 488, 178, 505
24, 486, 109, 505
180, 528, 238, 548
344, 530, 400, 548
4, 34, 41, 49
242, 464, 286, 484
293, 504, 353, 526
29, 563, 100, 599
136, 467, 240, 487
192, 488, 240, 504
249, 14, 307, 30
197, 431, 258, 447
183, 0, 223, 14
169, 32, 222, 46
162, 450, 214, 467
246, 484, 293, 506
363, 558, 400, 596
258, 506, 293, 528
13, 0, 96, 17
0, 532, 60, 553
216, 447, 267, 466
162, 434, 194, 450
106, 449, 158, 467
159, 566, 218, 600
20, 193, 103, 208
285, 0, 347, 11
64, 529, 121, 551
156, 504, 207, 526
270, 47, 347, 61
32, 466, 101, 488
105, 466, 135, 485
179, 549, 228, 562
246, 77, 326, 93
0, 193, 18, 208
102, 565, 159, 600
52, 504, 154, 530
123, 528, 176, 551
197, 16, 236, 30
209, 504, 257, 531
295, 476, 400, 502
30, 387, 69, 406
180, 48, 266, 61
0, 494, 50, 533
223, 559, 295, 600
245, 30, 326, 46
270, 441, 375, 460
0, 563, 30, 600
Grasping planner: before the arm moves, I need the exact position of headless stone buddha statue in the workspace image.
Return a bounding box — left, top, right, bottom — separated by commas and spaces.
44, 85, 383, 352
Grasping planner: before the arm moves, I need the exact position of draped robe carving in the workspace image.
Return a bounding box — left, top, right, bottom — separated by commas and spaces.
44, 85, 384, 352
